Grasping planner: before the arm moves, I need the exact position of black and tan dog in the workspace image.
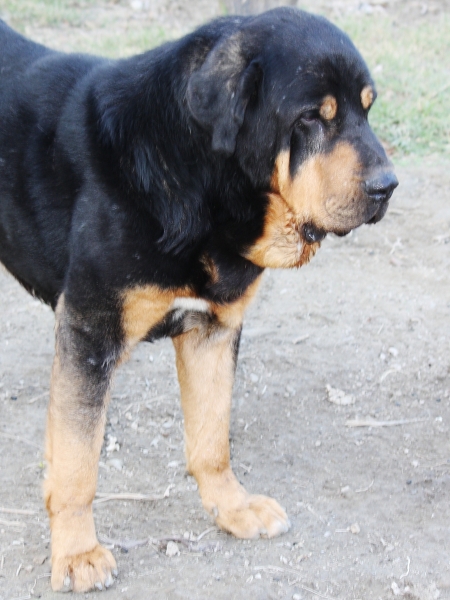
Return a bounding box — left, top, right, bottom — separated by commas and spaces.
0, 7, 397, 592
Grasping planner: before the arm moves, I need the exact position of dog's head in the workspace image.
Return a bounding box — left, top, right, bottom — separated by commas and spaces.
187, 8, 398, 268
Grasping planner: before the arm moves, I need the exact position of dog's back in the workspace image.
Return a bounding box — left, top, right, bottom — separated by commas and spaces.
0, 21, 103, 306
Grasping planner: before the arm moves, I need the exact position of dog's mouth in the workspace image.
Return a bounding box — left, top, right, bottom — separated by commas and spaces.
302, 222, 327, 244
303, 198, 390, 244
365, 199, 390, 225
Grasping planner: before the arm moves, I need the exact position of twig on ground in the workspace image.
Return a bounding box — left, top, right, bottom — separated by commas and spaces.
254, 566, 336, 599
421, 461, 450, 469
306, 504, 326, 524
0, 517, 26, 527
94, 492, 165, 504
98, 534, 151, 551
346, 418, 427, 428
196, 526, 217, 541
0, 507, 36, 515
293, 334, 310, 344
0, 432, 41, 449
379, 368, 402, 383
98, 529, 219, 553
400, 556, 411, 579
355, 480, 374, 493
27, 391, 48, 404
118, 395, 168, 415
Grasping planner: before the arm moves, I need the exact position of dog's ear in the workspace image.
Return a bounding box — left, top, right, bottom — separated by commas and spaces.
187, 36, 261, 155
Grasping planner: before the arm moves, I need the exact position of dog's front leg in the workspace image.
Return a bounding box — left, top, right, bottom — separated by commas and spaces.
44, 296, 118, 592
173, 323, 290, 539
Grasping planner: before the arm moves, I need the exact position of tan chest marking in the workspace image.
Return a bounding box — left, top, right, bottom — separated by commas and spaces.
121, 278, 262, 344
244, 194, 319, 269
121, 286, 181, 345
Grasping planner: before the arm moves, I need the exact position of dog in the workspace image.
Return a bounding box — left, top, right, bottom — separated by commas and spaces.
0, 7, 398, 592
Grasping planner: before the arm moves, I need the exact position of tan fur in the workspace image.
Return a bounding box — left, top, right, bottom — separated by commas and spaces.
244, 142, 362, 268
361, 85, 374, 110
173, 284, 290, 538
45, 296, 116, 592
320, 95, 338, 120
121, 286, 178, 345
272, 142, 364, 231
200, 253, 220, 285
211, 275, 262, 329
244, 193, 320, 268
45, 279, 288, 589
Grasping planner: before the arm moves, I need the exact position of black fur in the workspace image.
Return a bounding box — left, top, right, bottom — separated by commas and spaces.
0, 8, 393, 329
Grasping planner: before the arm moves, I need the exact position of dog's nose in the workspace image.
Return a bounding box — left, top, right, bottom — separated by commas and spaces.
365, 172, 398, 203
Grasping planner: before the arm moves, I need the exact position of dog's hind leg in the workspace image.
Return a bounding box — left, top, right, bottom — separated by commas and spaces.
172, 290, 291, 539
44, 295, 118, 592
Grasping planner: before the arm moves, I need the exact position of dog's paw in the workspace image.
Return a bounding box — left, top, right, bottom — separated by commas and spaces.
51, 544, 117, 593
212, 492, 291, 539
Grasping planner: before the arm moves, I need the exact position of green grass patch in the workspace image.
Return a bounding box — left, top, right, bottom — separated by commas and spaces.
0, 0, 94, 29
334, 14, 450, 157
82, 26, 168, 58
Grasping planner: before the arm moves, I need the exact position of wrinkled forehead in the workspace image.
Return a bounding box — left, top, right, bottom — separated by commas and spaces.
266, 53, 372, 109
257, 16, 373, 110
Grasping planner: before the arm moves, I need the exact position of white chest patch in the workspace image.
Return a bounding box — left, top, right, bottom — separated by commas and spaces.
171, 297, 210, 314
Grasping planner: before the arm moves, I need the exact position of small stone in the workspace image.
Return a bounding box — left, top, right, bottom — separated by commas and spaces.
106, 458, 123, 471
326, 385, 355, 406
250, 373, 259, 383
389, 347, 399, 357
350, 523, 360, 534
437, 575, 450, 589
391, 581, 402, 596
166, 541, 180, 557
106, 434, 120, 452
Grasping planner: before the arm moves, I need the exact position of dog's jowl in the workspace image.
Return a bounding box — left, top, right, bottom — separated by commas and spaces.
0, 7, 397, 592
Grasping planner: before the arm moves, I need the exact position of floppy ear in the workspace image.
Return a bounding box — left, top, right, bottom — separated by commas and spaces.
187, 36, 261, 155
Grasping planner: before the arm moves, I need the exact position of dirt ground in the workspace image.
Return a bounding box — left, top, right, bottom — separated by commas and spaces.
1, 2, 450, 600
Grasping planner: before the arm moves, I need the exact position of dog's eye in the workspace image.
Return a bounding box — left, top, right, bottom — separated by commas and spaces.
297, 110, 320, 126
